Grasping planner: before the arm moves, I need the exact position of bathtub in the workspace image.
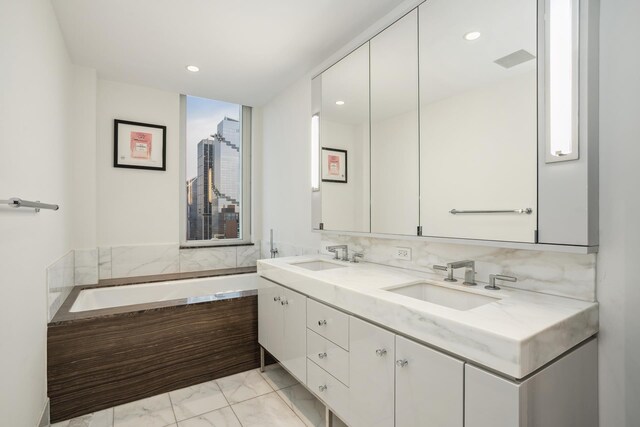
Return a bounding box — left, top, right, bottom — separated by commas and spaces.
70, 273, 258, 312
49, 270, 266, 422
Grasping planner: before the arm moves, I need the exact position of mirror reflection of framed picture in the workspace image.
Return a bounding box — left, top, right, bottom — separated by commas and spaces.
114, 119, 167, 171
321, 147, 347, 183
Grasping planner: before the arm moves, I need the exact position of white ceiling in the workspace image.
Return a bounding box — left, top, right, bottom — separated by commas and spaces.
51, 0, 405, 107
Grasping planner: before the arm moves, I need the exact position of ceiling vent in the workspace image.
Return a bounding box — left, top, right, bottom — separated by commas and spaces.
494, 49, 536, 69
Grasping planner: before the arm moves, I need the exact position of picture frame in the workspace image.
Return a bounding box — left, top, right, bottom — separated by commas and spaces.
321, 147, 347, 183
114, 119, 167, 171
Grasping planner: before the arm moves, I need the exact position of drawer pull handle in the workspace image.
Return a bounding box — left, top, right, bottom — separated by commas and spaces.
273, 296, 281, 302
318, 320, 327, 326
318, 352, 327, 359
396, 359, 408, 368
375, 349, 387, 357
280, 300, 288, 306
318, 385, 327, 392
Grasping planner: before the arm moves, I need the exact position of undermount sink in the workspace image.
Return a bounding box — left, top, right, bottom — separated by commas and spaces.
291, 260, 347, 271
385, 282, 500, 311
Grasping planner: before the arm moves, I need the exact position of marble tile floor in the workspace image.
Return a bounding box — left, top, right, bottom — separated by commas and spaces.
52, 364, 348, 427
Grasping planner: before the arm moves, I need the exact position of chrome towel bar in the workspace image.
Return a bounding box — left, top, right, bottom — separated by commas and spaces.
1, 197, 59, 212
449, 208, 532, 215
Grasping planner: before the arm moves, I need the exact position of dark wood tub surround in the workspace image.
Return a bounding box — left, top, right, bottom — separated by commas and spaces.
47, 267, 265, 422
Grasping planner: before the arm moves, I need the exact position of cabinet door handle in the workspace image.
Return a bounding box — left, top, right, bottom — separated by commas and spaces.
280, 299, 288, 306
273, 296, 281, 302
318, 352, 327, 359
375, 349, 387, 357
318, 385, 327, 392
396, 359, 408, 368
318, 319, 327, 326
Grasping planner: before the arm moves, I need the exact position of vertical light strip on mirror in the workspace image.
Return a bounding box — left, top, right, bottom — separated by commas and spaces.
546, 0, 580, 162
311, 114, 320, 190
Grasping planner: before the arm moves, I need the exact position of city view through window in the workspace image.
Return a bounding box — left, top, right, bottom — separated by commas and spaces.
185, 96, 243, 241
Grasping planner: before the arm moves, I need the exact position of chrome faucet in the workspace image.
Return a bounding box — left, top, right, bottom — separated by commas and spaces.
433, 260, 477, 286
486, 274, 517, 290
269, 229, 279, 258
326, 245, 348, 261
350, 252, 364, 263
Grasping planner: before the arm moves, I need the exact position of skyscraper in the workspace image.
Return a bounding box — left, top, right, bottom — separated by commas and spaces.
186, 177, 198, 240
193, 116, 241, 240
214, 117, 241, 208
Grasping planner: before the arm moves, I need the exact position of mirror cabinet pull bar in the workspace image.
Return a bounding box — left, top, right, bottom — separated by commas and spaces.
0, 197, 60, 212
449, 208, 533, 215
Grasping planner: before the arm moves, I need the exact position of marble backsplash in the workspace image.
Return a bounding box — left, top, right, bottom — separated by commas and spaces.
47, 251, 75, 321
91, 242, 261, 281
46, 243, 263, 321
260, 240, 319, 260
320, 234, 597, 302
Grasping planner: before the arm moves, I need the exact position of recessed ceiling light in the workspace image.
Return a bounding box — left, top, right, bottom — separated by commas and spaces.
186, 65, 200, 72
463, 31, 481, 41
335, 100, 345, 105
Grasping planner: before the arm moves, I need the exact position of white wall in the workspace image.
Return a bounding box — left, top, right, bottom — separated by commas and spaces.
0, 0, 75, 424
257, 77, 320, 253
71, 67, 98, 249
598, 0, 640, 425
96, 80, 180, 247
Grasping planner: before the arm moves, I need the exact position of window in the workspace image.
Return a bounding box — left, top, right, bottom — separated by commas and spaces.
181, 95, 251, 246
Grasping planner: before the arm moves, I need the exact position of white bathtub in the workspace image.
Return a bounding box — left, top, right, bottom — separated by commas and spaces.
70, 273, 258, 312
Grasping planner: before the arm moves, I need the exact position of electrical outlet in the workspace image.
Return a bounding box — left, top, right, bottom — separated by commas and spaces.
393, 247, 412, 261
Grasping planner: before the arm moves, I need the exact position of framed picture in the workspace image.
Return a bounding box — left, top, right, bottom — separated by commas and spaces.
321, 147, 347, 183
114, 119, 167, 171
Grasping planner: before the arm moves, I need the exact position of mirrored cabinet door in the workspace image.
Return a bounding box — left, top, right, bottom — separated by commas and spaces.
318, 43, 370, 233
370, 10, 419, 235
419, 0, 538, 242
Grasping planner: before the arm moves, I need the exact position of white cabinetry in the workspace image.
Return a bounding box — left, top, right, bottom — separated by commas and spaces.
258, 277, 282, 359
465, 339, 598, 427
257, 277, 307, 383
307, 329, 350, 385
348, 317, 395, 427
259, 277, 596, 427
348, 317, 464, 427
395, 336, 464, 427
307, 298, 349, 350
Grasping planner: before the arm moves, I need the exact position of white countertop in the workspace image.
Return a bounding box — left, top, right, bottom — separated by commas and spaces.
258, 255, 598, 379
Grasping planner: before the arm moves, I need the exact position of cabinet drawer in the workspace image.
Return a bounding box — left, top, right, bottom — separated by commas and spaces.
307, 359, 350, 421
307, 299, 349, 349
307, 329, 349, 386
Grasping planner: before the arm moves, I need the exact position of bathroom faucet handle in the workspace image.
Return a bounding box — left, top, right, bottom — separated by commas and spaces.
433, 264, 457, 282
351, 252, 364, 263
326, 245, 349, 261
485, 274, 517, 290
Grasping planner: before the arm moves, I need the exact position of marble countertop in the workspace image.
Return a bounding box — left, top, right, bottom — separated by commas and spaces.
258, 255, 598, 379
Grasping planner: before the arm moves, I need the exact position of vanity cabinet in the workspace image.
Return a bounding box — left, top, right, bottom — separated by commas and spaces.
348, 317, 463, 427
465, 339, 598, 427
259, 278, 597, 427
395, 336, 464, 427
349, 317, 395, 427
257, 277, 307, 383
